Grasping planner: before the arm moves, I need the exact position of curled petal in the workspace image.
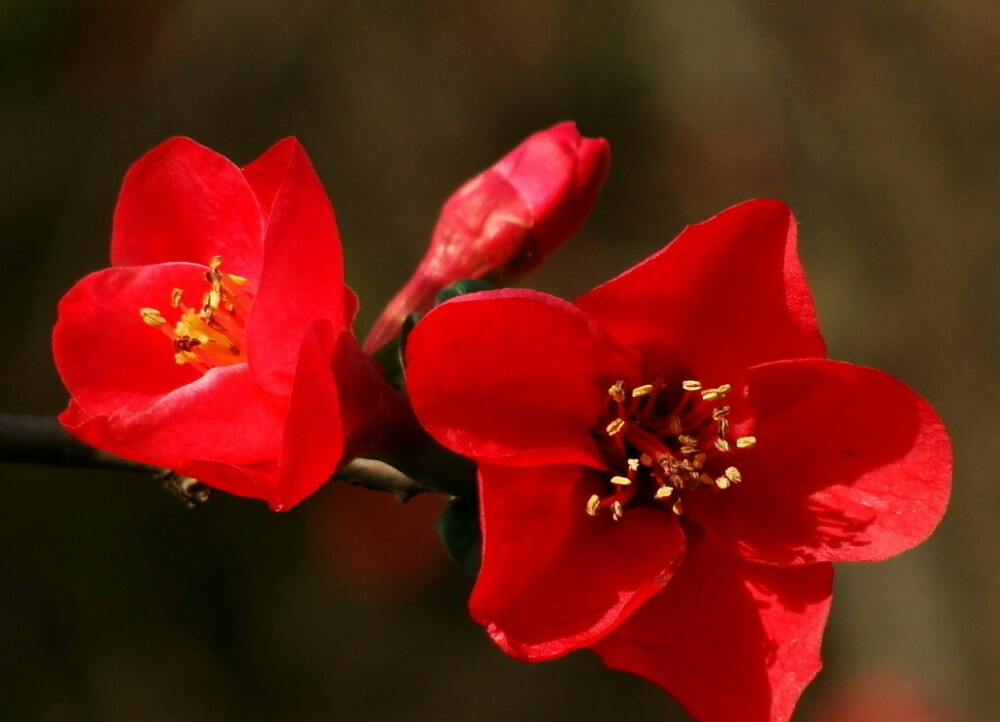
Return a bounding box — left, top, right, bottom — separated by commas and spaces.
268, 320, 344, 511
111, 137, 264, 281
61, 362, 285, 472
405, 289, 638, 468
687, 359, 952, 564
576, 199, 825, 384
593, 534, 832, 722
244, 138, 353, 394
471, 464, 685, 661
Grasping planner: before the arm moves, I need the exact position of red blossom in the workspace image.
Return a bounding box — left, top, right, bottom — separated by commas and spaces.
53, 137, 403, 510
404, 199, 952, 721
363, 121, 610, 353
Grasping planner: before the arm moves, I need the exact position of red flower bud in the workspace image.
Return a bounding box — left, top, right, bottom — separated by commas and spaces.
363, 122, 610, 353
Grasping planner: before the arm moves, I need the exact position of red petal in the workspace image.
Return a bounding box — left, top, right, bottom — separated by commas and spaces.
61, 361, 285, 472
471, 464, 685, 661
405, 289, 639, 467
687, 359, 952, 564
576, 199, 825, 384
269, 321, 345, 511
244, 138, 353, 394
592, 534, 832, 722
53, 264, 209, 415
111, 137, 264, 281
240, 137, 298, 219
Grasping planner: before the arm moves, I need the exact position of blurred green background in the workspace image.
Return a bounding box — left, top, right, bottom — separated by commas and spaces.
1, 2, 995, 720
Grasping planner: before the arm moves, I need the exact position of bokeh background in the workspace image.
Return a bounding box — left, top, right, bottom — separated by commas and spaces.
1, 2, 996, 720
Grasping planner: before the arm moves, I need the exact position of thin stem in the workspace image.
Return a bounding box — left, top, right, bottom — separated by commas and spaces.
0, 413, 433, 503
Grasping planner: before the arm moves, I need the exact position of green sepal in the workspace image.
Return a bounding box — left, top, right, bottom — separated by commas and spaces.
434, 278, 496, 306
436, 495, 481, 579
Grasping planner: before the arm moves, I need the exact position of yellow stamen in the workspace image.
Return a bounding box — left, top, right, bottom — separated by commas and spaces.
682, 380, 702, 391
586, 494, 601, 516
606, 418, 626, 436
608, 380, 626, 403
170, 288, 184, 308
736, 436, 757, 449
631, 384, 654, 397
140, 308, 166, 327
611, 500, 624, 521
610, 475, 631, 486
654, 486, 673, 499
714, 438, 731, 453
724, 466, 742, 484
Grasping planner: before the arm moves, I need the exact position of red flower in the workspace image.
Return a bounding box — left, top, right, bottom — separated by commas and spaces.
404, 200, 952, 721
53, 137, 401, 510
363, 121, 610, 352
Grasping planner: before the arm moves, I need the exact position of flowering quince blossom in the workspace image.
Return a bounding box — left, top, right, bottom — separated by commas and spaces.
53, 137, 402, 510
405, 200, 952, 722
363, 121, 610, 353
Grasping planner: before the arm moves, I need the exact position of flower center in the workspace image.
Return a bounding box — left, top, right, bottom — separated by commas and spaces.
586, 378, 756, 521
139, 256, 256, 374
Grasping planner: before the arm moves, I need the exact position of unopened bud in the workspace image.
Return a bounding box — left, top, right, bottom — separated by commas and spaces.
363, 122, 610, 352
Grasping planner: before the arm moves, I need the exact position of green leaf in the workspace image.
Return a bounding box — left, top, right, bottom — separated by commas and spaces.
435, 278, 496, 306
436, 495, 481, 578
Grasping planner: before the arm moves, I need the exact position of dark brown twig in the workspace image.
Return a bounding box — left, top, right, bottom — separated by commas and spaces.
0, 413, 431, 502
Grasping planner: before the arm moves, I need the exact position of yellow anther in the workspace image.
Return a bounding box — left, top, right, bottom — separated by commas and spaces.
227, 274, 249, 285
606, 418, 626, 436
714, 438, 731, 453
611, 501, 624, 521
716, 476, 731, 490
677, 434, 698, 445
170, 288, 184, 308
586, 494, 601, 516
680, 445, 698, 456
209, 255, 223, 270
654, 486, 674, 499
712, 405, 730, 419
672, 499, 684, 515
701, 389, 720, 401
736, 436, 757, 449
631, 384, 654, 398
717, 384, 732, 396
140, 307, 166, 327
682, 380, 702, 391
724, 466, 742, 484
627, 458, 640, 472
610, 475, 631, 486
668, 416, 683, 435
608, 380, 626, 403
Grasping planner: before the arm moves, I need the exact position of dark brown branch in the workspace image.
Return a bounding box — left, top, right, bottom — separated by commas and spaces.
0, 413, 432, 503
